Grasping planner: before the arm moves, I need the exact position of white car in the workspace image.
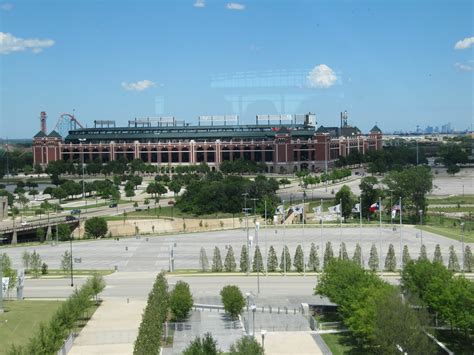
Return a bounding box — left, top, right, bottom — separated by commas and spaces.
21, 221, 30, 226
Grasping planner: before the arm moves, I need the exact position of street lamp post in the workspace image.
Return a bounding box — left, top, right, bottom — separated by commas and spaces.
255, 222, 260, 294
251, 304, 257, 337
245, 292, 251, 336
70, 232, 74, 287
243, 193, 249, 276
261, 330, 266, 350
419, 209, 423, 247
460, 222, 465, 274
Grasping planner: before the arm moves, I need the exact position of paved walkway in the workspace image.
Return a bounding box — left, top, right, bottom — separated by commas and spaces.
256, 331, 330, 355
69, 298, 145, 355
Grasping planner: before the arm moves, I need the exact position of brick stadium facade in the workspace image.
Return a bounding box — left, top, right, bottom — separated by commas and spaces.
33, 112, 382, 173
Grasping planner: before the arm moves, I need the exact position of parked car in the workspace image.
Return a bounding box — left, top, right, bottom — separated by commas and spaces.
70, 209, 81, 215
21, 220, 30, 226
66, 215, 77, 221
109, 203, 117, 208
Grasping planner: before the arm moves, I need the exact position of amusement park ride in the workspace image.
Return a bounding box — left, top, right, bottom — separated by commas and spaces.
53, 113, 84, 137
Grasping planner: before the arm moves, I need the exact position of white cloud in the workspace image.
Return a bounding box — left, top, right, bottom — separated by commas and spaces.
307, 64, 337, 88
454, 36, 474, 50
454, 62, 473, 72
0, 3, 13, 11
0, 32, 54, 54
121, 80, 155, 91
194, 0, 205, 8
227, 2, 245, 10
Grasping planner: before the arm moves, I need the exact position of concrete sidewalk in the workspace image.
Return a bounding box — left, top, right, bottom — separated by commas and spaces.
69, 298, 145, 355
256, 331, 330, 355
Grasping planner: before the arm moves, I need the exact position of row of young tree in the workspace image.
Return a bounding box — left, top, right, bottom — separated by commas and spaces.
198, 243, 473, 273
8, 274, 105, 355
134, 273, 194, 354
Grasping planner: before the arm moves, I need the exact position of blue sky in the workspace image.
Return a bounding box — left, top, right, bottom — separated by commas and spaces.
1, 0, 472, 138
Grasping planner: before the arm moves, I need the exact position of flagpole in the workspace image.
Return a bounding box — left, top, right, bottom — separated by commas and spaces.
379, 196, 382, 273
339, 198, 342, 257
399, 197, 403, 268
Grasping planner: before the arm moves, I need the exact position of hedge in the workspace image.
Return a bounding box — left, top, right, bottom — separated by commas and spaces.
8, 275, 105, 354
134, 272, 169, 355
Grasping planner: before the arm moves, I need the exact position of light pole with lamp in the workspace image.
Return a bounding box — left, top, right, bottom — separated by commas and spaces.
251, 304, 257, 337
242, 193, 250, 276
255, 222, 260, 294
460, 222, 465, 274
245, 292, 251, 336
69, 231, 74, 287
261, 330, 266, 351
419, 209, 423, 247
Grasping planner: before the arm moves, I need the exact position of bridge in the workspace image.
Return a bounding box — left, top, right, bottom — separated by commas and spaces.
0, 217, 82, 245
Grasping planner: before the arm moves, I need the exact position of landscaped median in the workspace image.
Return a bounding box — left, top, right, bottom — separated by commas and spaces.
2, 274, 105, 354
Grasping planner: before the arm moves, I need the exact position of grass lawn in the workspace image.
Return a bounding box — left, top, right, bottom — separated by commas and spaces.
416, 225, 474, 243
428, 195, 474, 205
119, 205, 236, 220
43, 269, 114, 277
320, 332, 366, 355
0, 300, 63, 353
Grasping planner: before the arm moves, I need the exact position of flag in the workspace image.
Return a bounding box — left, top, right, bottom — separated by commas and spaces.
369, 202, 379, 213
352, 203, 360, 213
328, 204, 341, 214
313, 206, 321, 215
391, 204, 400, 219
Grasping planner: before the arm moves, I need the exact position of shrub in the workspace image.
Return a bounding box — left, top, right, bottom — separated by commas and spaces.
183, 333, 220, 355
41, 262, 48, 275
220, 285, 245, 320
229, 336, 264, 355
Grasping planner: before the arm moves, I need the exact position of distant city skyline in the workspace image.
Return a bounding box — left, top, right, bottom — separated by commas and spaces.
0, 0, 473, 138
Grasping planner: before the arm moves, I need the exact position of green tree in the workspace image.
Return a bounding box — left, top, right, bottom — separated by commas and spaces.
224, 246, 237, 272
60, 251, 72, 273
170, 281, 193, 321
85, 217, 108, 238
464, 245, 473, 272
437, 276, 474, 337
229, 336, 264, 355
252, 246, 263, 273
280, 245, 291, 272
199, 247, 209, 272
88, 273, 105, 305
30, 250, 42, 278
338, 242, 349, 261
352, 243, 362, 266
359, 176, 381, 218
220, 285, 245, 320
183, 333, 220, 355
373, 288, 435, 354
57, 224, 71, 241
446, 165, 461, 175
384, 244, 397, 272
368, 244, 379, 271
267, 245, 278, 272
438, 143, 468, 167
323, 242, 334, 268
293, 244, 304, 272
0, 253, 16, 292
335, 185, 355, 221
36, 227, 46, 243
383, 166, 433, 219
307, 243, 320, 272
22, 250, 31, 273
212, 247, 223, 272
402, 245, 411, 267
433, 244, 443, 264
418, 244, 428, 261
448, 245, 460, 272
240, 245, 249, 273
